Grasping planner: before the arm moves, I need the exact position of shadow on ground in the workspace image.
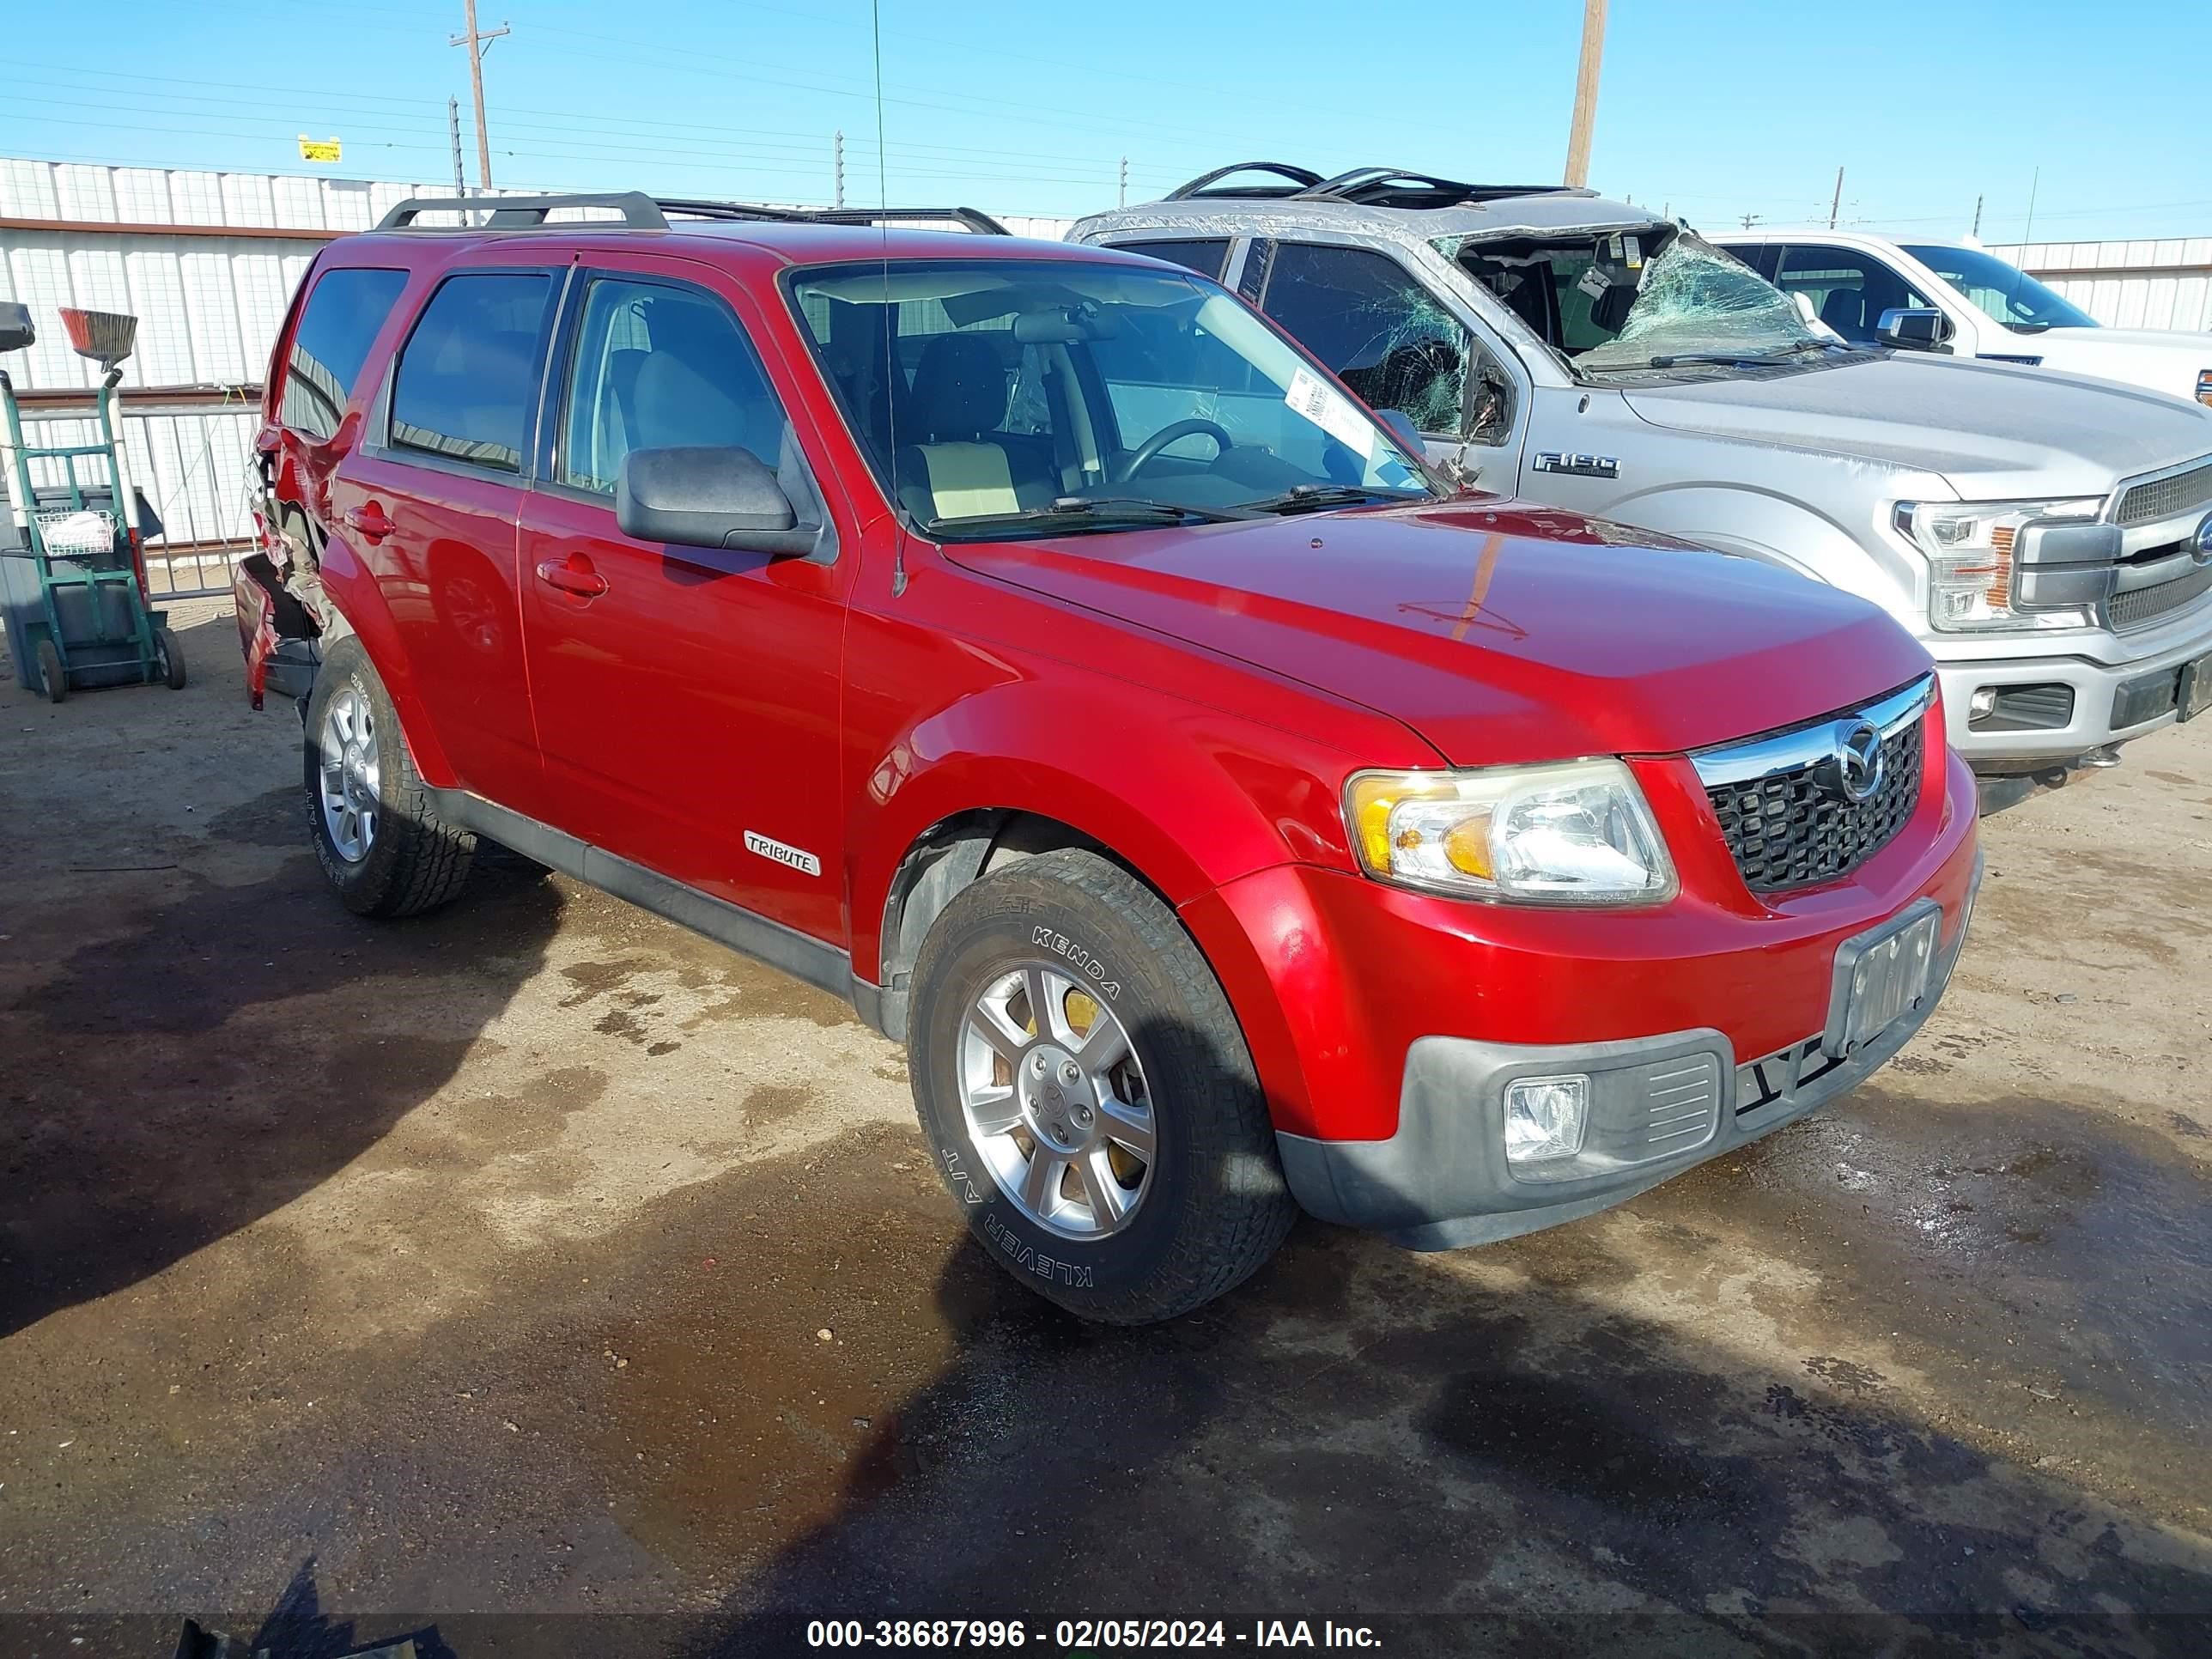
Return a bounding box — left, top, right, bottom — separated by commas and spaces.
0, 786, 562, 1338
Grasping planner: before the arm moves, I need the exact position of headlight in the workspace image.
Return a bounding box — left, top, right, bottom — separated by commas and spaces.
2197, 368, 2212, 408
1345, 758, 1675, 906
1894, 498, 2104, 632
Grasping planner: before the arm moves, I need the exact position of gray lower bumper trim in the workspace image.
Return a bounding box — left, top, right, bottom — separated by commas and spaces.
1278, 857, 1979, 1251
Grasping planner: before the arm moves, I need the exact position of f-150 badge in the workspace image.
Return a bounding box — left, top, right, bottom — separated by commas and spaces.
1533, 451, 1620, 480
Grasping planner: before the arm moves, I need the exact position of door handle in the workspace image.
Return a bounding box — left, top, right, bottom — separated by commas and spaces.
342, 503, 395, 541
535, 552, 609, 599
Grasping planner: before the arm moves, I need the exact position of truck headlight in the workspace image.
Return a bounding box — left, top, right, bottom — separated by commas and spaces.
1346, 758, 1675, 906
1895, 498, 2105, 632
2197, 368, 2212, 408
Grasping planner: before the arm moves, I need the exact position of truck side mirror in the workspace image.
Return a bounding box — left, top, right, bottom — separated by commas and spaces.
1877, 307, 1955, 352
616, 445, 817, 557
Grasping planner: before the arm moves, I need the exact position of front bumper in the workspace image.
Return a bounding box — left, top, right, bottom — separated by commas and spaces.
1274, 853, 1981, 1251
1933, 606, 2212, 767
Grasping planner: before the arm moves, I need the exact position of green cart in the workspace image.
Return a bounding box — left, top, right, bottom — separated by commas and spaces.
0, 301, 185, 702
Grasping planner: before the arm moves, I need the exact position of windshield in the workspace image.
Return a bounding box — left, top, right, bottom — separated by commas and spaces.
1900, 245, 2097, 331
785, 258, 1432, 538
1446, 227, 1830, 374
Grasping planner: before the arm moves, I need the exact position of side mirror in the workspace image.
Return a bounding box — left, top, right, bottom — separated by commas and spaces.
0, 301, 33, 355
1877, 307, 1955, 351
1375, 408, 1425, 454
616, 445, 816, 556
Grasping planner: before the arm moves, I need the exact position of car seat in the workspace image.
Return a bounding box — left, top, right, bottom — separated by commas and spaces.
895, 332, 1054, 522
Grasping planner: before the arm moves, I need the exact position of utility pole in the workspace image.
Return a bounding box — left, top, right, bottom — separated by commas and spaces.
1740, 211, 1759, 231
1972, 194, 1983, 237
1119, 157, 1128, 208
2022, 165, 2039, 245
1562, 0, 1607, 187
834, 131, 844, 208
1828, 166, 1844, 228
447, 96, 465, 193
448, 0, 509, 191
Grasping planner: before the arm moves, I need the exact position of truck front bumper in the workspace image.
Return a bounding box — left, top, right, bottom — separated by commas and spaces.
1935, 604, 2212, 769
1275, 853, 1981, 1251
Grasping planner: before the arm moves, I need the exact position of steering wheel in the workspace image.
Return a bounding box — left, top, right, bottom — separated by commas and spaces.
1116, 417, 1235, 483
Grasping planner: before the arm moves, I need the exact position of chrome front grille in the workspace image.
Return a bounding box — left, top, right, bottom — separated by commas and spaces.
2110, 560, 2212, 631
1692, 677, 1933, 896
2116, 459, 2212, 527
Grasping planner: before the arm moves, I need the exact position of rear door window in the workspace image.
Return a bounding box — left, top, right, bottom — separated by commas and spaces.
1260, 242, 1470, 435
1101, 239, 1231, 280
279, 266, 407, 442
556, 276, 791, 495
389, 271, 556, 473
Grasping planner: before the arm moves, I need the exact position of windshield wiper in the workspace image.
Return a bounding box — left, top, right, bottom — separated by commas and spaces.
1238, 483, 1427, 515
1643, 340, 1850, 369
924, 495, 1261, 535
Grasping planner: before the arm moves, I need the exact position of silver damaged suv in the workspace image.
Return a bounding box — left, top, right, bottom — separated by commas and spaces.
1072, 165, 2212, 772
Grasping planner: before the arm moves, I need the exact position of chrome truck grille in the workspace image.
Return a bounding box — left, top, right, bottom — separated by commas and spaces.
2116, 459, 2212, 528
1692, 677, 1933, 896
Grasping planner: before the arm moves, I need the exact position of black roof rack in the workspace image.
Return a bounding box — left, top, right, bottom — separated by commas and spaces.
374, 193, 1010, 234
1158, 164, 1589, 211
1165, 163, 1325, 201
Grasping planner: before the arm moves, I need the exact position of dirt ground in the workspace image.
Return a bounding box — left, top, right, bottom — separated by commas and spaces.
0, 602, 2208, 1657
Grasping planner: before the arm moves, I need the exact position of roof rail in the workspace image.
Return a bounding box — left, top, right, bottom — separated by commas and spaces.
374, 193, 1011, 235
1299, 167, 1583, 208
375, 191, 667, 229
1164, 163, 1324, 201
1156, 164, 1591, 212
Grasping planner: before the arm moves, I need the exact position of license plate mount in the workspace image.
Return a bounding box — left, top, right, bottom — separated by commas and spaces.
2179, 652, 2212, 723
1823, 901, 1943, 1060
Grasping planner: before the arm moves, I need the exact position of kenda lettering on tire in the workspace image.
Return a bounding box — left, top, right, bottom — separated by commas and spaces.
1030, 927, 1121, 1000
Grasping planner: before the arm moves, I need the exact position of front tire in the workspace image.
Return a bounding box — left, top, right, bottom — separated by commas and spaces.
908, 848, 1295, 1323
302, 640, 474, 917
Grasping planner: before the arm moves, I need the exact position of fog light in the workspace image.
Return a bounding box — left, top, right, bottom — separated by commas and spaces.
1504, 1074, 1589, 1170
1969, 686, 1997, 719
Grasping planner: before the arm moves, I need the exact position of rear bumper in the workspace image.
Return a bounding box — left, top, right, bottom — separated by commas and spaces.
1277, 852, 1980, 1249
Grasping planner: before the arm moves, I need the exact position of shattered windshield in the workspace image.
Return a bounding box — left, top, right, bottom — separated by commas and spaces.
1901, 244, 2098, 331
785, 258, 1433, 539
1444, 227, 1831, 375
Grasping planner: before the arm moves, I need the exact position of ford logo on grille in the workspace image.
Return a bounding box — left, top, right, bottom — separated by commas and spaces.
1830, 719, 1886, 804
2194, 510, 2212, 562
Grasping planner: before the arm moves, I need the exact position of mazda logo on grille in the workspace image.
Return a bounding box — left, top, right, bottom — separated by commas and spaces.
1830, 720, 1886, 804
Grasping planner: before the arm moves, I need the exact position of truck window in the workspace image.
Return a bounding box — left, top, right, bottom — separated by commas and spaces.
1771, 246, 1936, 343
1260, 244, 1471, 436
389, 272, 556, 474
1102, 239, 1231, 281
279, 266, 407, 443
556, 276, 790, 495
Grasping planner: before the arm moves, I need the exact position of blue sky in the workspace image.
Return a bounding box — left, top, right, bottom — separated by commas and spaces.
6, 0, 2209, 241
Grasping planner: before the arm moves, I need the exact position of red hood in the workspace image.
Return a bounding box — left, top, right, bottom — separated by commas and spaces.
946, 500, 1932, 767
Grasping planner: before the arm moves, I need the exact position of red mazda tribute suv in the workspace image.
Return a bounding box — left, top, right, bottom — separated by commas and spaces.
236, 192, 1980, 1322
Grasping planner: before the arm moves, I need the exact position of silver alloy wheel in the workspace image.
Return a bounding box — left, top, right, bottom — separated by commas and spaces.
958, 962, 1157, 1239
318, 685, 380, 864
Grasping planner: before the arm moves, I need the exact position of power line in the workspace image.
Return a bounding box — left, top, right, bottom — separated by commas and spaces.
447, 0, 508, 190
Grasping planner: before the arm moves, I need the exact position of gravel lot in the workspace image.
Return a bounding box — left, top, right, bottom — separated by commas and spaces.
1, 603, 2208, 1656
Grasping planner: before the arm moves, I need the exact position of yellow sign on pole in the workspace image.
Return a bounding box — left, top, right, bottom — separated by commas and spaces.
297, 136, 343, 164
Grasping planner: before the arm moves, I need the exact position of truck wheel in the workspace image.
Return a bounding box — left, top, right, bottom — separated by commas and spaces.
908, 847, 1296, 1323
34, 639, 65, 702
154, 624, 187, 690
302, 640, 474, 917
